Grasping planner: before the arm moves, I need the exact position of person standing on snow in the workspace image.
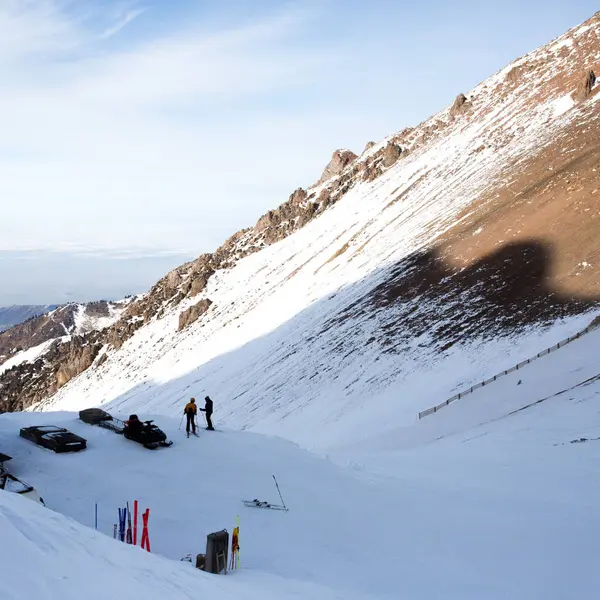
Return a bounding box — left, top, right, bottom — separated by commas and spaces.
125, 414, 143, 434
184, 398, 198, 436
200, 396, 214, 430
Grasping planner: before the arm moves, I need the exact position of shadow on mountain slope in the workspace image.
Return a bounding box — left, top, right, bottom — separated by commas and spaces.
325, 239, 597, 352
46, 237, 600, 445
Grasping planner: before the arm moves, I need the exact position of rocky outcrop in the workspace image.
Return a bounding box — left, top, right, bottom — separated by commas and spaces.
382, 143, 403, 168
55, 337, 100, 388
0, 301, 120, 366
574, 70, 596, 101
450, 93, 469, 117
178, 299, 213, 331
0, 330, 105, 411
318, 149, 358, 184
363, 141, 376, 153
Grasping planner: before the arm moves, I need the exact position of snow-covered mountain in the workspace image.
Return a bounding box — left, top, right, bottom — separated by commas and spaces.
2, 14, 600, 600
0, 300, 132, 404
0, 305, 57, 332
1, 14, 600, 445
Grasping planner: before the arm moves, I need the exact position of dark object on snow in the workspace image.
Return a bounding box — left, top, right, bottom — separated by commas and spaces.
0, 471, 45, 505
242, 498, 288, 511
19, 425, 87, 453
517, 380, 522, 385
242, 474, 289, 511
195, 554, 206, 571
0, 452, 12, 470
205, 530, 229, 574
79, 408, 125, 433
184, 399, 197, 435
200, 396, 214, 430
123, 419, 173, 449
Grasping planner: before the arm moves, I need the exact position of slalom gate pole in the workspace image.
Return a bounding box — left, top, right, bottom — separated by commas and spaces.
272, 475, 288, 511
133, 500, 138, 546
141, 508, 151, 552
119, 507, 127, 542
95, 503, 98, 530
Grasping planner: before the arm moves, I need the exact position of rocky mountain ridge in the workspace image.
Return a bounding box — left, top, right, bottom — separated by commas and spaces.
1, 12, 600, 413
0, 300, 130, 376
0, 305, 57, 332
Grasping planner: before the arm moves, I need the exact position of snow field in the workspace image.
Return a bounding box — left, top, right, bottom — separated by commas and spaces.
3, 324, 600, 599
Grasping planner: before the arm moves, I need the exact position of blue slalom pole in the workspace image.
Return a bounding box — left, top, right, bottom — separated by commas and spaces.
95, 503, 98, 530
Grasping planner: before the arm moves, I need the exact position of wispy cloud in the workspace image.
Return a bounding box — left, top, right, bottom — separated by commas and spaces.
0, 0, 593, 260
99, 7, 145, 40
0, 1, 340, 253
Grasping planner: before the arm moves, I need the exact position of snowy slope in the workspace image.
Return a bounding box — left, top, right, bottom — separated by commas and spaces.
33, 17, 600, 448
0, 491, 358, 600
0, 339, 56, 377
3, 324, 600, 599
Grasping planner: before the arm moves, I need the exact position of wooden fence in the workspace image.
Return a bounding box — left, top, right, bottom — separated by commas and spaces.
418, 320, 598, 419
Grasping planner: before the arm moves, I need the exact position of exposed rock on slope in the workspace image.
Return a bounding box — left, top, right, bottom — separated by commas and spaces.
178, 299, 213, 331
317, 149, 358, 184
574, 69, 597, 100
382, 143, 403, 167
0, 301, 126, 366
450, 93, 469, 116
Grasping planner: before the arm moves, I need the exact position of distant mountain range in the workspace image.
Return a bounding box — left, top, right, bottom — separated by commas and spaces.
0, 305, 57, 332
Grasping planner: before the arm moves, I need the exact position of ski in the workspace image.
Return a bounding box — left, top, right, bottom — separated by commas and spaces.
242, 499, 288, 511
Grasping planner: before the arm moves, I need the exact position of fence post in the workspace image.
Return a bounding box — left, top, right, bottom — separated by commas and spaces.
416, 322, 595, 419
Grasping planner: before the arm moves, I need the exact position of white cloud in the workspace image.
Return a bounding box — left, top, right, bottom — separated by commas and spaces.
99, 7, 145, 40
0, 2, 357, 255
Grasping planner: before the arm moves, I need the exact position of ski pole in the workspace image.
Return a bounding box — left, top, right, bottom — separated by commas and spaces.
178, 414, 184, 430
133, 500, 138, 546
272, 475, 288, 511
126, 502, 133, 544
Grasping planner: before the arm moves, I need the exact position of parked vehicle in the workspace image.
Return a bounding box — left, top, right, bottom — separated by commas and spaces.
123, 417, 173, 450
0, 452, 12, 470
19, 426, 87, 453
0, 471, 45, 505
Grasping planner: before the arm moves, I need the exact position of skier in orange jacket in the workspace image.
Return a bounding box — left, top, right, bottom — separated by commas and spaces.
184, 399, 197, 437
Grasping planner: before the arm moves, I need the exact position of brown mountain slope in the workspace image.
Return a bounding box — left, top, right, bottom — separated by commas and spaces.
1, 12, 600, 413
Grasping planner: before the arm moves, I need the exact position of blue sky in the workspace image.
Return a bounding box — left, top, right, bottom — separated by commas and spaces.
0, 0, 597, 304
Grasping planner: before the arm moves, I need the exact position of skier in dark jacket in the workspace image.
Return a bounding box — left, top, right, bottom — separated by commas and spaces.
184, 398, 197, 436
200, 396, 214, 430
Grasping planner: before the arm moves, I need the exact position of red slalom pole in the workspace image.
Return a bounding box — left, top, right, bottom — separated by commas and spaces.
133, 501, 138, 546
141, 509, 151, 552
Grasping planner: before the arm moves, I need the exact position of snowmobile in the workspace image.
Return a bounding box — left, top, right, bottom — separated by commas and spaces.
123, 417, 173, 450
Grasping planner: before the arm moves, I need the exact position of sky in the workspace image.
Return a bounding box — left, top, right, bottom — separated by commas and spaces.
0, 0, 597, 305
